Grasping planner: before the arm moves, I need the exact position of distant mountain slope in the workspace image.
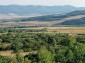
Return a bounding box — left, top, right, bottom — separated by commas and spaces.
0, 10, 85, 27
17, 10, 85, 22
67, 10, 85, 16
18, 10, 85, 26
59, 18, 85, 25
0, 5, 85, 15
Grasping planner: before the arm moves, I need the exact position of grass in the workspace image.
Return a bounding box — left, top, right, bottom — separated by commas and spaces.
0, 50, 37, 58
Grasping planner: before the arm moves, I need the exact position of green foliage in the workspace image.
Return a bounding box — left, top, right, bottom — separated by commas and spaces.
11, 38, 23, 52
0, 56, 13, 63
16, 53, 24, 63
38, 46, 54, 63
76, 35, 85, 43
0, 29, 85, 63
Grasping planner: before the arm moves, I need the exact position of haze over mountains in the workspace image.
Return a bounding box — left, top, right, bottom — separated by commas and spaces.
0, 5, 85, 15
0, 5, 85, 27
0, 10, 85, 27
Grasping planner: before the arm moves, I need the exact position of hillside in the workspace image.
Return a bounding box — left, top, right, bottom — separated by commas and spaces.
13, 10, 85, 26
0, 10, 85, 27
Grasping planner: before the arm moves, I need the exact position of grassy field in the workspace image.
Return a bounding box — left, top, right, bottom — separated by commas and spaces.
0, 50, 37, 58
15, 27, 85, 34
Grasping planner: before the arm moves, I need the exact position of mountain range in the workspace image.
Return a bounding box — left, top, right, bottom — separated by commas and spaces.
0, 5, 85, 15
0, 5, 85, 27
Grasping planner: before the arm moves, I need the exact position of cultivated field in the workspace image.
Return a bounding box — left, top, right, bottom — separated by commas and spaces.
46, 27, 85, 33
15, 27, 85, 34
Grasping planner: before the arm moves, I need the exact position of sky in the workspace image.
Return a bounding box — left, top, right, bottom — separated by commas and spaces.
0, 0, 85, 7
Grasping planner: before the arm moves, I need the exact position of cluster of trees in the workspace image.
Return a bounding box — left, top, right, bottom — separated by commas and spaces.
0, 29, 85, 63
0, 28, 47, 33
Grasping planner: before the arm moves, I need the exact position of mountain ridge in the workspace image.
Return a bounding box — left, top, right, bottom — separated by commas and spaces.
0, 10, 85, 27
0, 5, 85, 15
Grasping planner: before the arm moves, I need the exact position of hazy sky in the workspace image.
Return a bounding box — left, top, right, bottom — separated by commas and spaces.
0, 0, 85, 7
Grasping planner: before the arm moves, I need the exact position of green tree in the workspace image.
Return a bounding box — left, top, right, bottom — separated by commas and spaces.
73, 43, 85, 63
38, 46, 54, 63
12, 39, 23, 52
